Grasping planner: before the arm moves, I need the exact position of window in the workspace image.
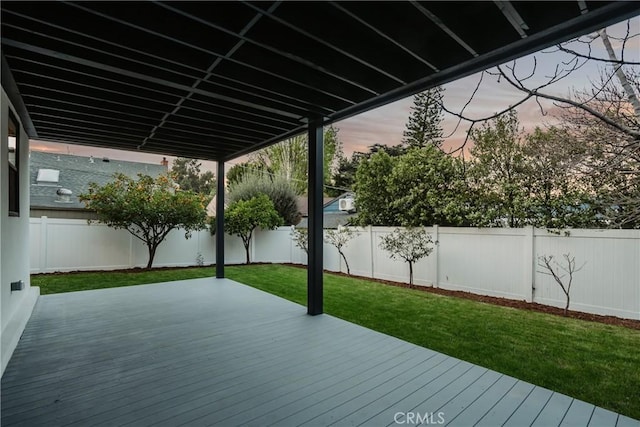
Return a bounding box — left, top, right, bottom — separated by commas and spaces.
8, 111, 19, 216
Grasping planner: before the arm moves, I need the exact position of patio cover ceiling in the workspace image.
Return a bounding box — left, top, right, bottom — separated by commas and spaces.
1, 1, 638, 162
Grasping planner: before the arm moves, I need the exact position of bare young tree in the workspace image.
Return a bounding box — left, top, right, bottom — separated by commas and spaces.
325, 226, 359, 275
291, 227, 308, 255
537, 254, 586, 315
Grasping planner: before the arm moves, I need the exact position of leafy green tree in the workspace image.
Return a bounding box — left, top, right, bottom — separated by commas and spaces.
329, 143, 407, 197
252, 126, 344, 194
79, 173, 207, 269
224, 195, 283, 264
402, 86, 445, 149
467, 111, 529, 227
353, 151, 399, 226
522, 126, 599, 228
379, 228, 434, 285
228, 172, 301, 225
171, 157, 216, 199
325, 227, 359, 275
323, 125, 344, 190
389, 145, 470, 226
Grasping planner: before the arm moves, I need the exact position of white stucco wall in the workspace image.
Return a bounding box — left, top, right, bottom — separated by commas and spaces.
1, 88, 40, 376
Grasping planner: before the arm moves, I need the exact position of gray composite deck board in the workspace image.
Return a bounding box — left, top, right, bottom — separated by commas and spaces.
1, 278, 637, 426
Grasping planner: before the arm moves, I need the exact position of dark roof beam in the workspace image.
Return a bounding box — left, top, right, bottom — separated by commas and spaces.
23, 94, 163, 123
36, 122, 151, 142
30, 112, 152, 135
144, 136, 249, 151
26, 102, 163, 129
494, 1, 529, 38
409, 2, 479, 57
3, 39, 304, 121
329, 2, 440, 72
0, 53, 37, 137
156, 1, 364, 104
13, 68, 180, 111
34, 134, 139, 151
2, 10, 205, 81
5, 12, 326, 113
10, 55, 321, 120
151, 123, 268, 143
242, 1, 403, 88
66, 2, 349, 111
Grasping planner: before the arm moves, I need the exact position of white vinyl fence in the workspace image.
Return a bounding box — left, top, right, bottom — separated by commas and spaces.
30, 217, 640, 320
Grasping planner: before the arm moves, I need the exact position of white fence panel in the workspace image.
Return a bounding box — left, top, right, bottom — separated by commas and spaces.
340, 227, 373, 277
253, 227, 295, 264
29, 218, 640, 320
534, 229, 640, 319
30, 217, 131, 273
368, 227, 435, 286
437, 228, 530, 301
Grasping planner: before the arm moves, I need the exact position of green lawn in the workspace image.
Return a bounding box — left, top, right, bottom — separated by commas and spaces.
32, 264, 640, 419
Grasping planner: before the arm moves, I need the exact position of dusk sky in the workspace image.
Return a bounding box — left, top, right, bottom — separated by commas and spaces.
30, 18, 639, 174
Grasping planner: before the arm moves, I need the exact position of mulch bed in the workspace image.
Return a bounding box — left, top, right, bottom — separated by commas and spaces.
33, 263, 640, 331
282, 263, 640, 331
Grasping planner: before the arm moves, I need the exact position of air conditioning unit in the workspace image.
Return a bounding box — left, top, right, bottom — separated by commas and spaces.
338, 198, 355, 212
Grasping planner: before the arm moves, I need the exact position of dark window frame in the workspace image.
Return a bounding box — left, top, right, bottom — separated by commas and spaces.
8, 110, 19, 217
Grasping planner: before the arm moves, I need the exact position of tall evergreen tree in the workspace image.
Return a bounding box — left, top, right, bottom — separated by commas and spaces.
402, 86, 445, 149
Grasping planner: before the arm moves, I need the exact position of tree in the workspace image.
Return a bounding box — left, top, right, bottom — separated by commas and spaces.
379, 228, 434, 286
467, 111, 529, 227
224, 195, 283, 264
388, 145, 470, 227
557, 67, 640, 228
521, 127, 601, 228
171, 157, 216, 199
226, 161, 268, 188
79, 173, 207, 269
325, 227, 359, 275
228, 172, 301, 225
330, 143, 408, 197
353, 151, 399, 226
537, 253, 586, 315
252, 126, 344, 195
402, 86, 445, 149
291, 227, 308, 254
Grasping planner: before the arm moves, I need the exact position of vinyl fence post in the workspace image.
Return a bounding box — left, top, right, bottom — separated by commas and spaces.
523, 226, 534, 302
433, 225, 439, 288
39, 216, 48, 273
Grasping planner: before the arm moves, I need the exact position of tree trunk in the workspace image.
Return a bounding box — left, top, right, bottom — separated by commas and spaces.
340, 251, 351, 275
564, 292, 570, 316
146, 244, 157, 269
409, 261, 414, 285
244, 243, 250, 264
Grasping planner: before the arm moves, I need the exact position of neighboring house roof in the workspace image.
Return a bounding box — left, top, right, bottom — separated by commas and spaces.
296, 196, 335, 218
296, 192, 356, 229
30, 151, 168, 210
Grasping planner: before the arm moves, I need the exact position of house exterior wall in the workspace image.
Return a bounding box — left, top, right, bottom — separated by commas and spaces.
1, 87, 39, 376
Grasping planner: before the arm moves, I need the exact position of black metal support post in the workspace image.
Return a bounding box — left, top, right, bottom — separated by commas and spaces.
307, 119, 324, 315
216, 160, 225, 279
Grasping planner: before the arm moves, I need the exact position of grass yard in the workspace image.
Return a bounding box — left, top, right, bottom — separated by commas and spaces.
32, 264, 640, 419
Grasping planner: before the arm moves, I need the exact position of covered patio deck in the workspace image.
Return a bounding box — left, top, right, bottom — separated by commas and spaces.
1, 278, 637, 426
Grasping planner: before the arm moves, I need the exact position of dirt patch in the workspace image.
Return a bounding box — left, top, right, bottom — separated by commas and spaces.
282, 263, 640, 331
